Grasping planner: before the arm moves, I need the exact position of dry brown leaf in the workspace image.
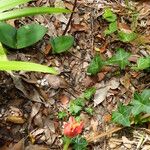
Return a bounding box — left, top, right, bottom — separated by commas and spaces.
94, 86, 110, 107
6, 116, 25, 124
103, 114, 112, 123
91, 118, 99, 133
59, 94, 69, 105
71, 23, 89, 32
120, 73, 131, 89
11, 139, 24, 150
25, 144, 48, 150
44, 75, 68, 89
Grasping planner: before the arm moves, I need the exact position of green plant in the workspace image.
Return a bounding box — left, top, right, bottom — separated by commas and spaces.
87, 48, 131, 75
0, 0, 70, 21
112, 89, 150, 126
102, 8, 137, 42
69, 87, 96, 115
0, 22, 47, 49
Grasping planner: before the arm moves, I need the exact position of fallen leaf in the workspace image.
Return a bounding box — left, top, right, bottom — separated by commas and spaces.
91, 118, 99, 132
71, 23, 89, 32
103, 114, 112, 123
25, 144, 48, 150
6, 116, 25, 124
44, 75, 68, 89
94, 86, 110, 107
120, 73, 131, 89
11, 139, 24, 150
59, 94, 69, 105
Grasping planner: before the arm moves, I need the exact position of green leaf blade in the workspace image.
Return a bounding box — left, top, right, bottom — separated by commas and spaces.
87, 54, 103, 75
102, 8, 117, 22
112, 104, 131, 127
118, 31, 137, 42
106, 48, 131, 69
0, 7, 71, 21
83, 87, 96, 100
0, 0, 32, 12
132, 57, 150, 70
131, 89, 150, 116
104, 21, 117, 35
17, 23, 47, 49
0, 61, 58, 74
0, 22, 17, 49
50, 35, 74, 54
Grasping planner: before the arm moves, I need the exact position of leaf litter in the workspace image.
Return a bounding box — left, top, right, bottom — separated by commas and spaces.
0, 0, 150, 149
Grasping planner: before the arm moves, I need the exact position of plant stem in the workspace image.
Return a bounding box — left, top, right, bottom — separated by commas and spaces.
63, 138, 71, 150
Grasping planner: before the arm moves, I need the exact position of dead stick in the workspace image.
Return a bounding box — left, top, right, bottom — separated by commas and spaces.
63, 0, 77, 35
87, 114, 150, 143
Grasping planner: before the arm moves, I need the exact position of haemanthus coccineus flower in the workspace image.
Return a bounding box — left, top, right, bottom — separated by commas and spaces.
63, 116, 83, 138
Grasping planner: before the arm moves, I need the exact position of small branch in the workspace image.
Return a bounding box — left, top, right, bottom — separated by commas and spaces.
63, 0, 77, 35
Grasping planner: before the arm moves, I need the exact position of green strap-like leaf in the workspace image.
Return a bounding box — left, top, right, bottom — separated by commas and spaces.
0, 0, 32, 12
0, 61, 58, 74
0, 7, 71, 21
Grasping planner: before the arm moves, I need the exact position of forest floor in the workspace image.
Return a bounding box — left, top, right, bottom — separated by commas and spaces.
0, 0, 150, 150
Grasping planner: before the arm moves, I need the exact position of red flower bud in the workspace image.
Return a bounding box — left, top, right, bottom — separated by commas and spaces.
64, 116, 83, 138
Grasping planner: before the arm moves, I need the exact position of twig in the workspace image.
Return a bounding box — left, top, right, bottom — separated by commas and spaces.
86, 114, 150, 143
63, 0, 77, 35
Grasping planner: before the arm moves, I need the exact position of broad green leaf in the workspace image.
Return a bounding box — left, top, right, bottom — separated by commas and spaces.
58, 111, 67, 119
50, 36, 74, 54
106, 48, 131, 69
104, 21, 117, 35
71, 136, 88, 150
0, 7, 71, 21
87, 54, 103, 75
83, 87, 96, 100
69, 101, 82, 115
17, 24, 47, 49
112, 104, 131, 127
0, 22, 47, 49
131, 89, 150, 116
132, 57, 150, 70
0, 22, 17, 49
0, 0, 31, 12
0, 61, 58, 74
118, 31, 137, 42
0, 42, 8, 61
102, 8, 117, 22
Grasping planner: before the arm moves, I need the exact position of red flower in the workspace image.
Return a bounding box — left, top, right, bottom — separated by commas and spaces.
64, 117, 83, 138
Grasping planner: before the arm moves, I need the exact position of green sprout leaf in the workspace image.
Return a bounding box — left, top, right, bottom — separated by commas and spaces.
0, 0, 32, 12
106, 48, 131, 69
0, 7, 71, 21
87, 54, 103, 75
112, 103, 131, 127
104, 21, 117, 35
0, 61, 58, 74
71, 135, 88, 150
102, 8, 117, 22
132, 57, 150, 70
83, 87, 96, 100
50, 35, 74, 54
58, 111, 67, 120
118, 31, 137, 42
131, 89, 150, 116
